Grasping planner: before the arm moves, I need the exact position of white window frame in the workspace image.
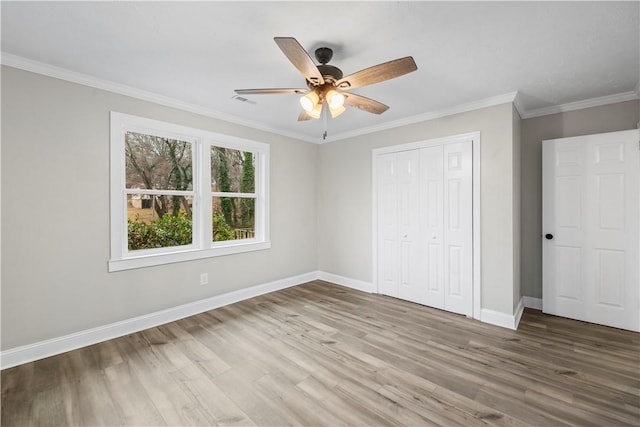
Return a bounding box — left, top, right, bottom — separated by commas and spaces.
109, 112, 270, 272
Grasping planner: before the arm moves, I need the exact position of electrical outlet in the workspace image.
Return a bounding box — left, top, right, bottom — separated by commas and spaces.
200, 273, 208, 285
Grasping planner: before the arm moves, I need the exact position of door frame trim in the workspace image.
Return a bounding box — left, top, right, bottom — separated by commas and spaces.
371, 131, 482, 319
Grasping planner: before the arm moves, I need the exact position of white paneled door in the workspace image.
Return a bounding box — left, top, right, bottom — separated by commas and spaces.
543, 129, 640, 332
377, 150, 423, 303
442, 142, 473, 315
376, 139, 473, 316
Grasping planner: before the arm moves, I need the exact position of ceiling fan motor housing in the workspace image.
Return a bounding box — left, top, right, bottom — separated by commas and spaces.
312, 47, 344, 84
317, 65, 343, 81
315, 47, 333, 64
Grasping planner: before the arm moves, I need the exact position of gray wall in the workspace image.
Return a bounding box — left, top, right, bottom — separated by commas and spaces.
5, 63, 633, 351
1, 66, 318, 350
317, 103, 519, 315
520, 99, 640, 299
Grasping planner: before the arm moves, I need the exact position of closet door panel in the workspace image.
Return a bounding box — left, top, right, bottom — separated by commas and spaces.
421, 145, 444, 309
442, 141, 473, 316
396, 150, 423, 303
377, 153, 398, 297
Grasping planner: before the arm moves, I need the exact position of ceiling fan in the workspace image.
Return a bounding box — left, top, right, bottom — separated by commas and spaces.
235, 37, 418, 122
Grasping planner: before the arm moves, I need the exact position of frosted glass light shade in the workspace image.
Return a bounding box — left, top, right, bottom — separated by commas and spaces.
300, 91, 320, 112
329, 104, 346, 118
326, 90, 345, 109
307, 102, 323, 119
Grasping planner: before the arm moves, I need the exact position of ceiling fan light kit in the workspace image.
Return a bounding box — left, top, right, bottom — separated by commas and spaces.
329, 103, 346, 119
300, 91, 319, 112
326, 89, 345, 109
307, 101, 323, 119
300, 87, 346, 120
234, 36, 418, 131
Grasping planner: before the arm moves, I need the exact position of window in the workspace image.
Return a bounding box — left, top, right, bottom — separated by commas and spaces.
210, 146, 257, 243
125, 131, 195, 252
109, 112, 269, 272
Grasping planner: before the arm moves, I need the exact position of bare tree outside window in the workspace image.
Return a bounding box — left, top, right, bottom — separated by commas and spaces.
109, 112, 270, 271
125, 132, 193, 249
124, 133, 257, 249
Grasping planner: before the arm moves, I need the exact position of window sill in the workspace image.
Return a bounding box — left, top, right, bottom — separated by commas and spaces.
108, 241, 271, 272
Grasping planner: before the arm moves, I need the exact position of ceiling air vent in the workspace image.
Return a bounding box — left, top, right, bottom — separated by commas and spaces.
232, 95, 256, 104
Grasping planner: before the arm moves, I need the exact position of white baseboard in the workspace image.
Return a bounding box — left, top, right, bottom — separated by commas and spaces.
480, 308, 517, 330
481, 296, 534, 331
316, 271, 374, 293
523, 296, 542, 310
481, 303, 521, 331
514, 297, 525, 329
0, 269, 540, 369
0, 271, 317, 370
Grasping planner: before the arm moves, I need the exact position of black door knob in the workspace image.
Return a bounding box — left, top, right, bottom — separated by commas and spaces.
545, 233, 554, 240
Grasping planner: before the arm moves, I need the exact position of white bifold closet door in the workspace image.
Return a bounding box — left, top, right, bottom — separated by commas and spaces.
377, 140, 472, 316
543, 129, 640, 332
377, 151, 421, 302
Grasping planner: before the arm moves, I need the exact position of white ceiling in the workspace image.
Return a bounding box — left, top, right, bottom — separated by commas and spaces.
2, 1, 638, 143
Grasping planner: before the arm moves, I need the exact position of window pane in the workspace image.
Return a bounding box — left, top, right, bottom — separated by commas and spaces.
212, 197, 255, 242
126, 131, 193, 190
127, 194, 193, 250
211, 146, 255, 193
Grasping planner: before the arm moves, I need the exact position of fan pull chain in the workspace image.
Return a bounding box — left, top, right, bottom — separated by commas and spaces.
322, 104, 328, 140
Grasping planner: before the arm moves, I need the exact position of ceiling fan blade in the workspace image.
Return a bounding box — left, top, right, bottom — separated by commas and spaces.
336, 56, 417, 90
297, 111, 312, 121
343, 93, 389, 114
274, 37, 325, 86
235, 88, 307, 95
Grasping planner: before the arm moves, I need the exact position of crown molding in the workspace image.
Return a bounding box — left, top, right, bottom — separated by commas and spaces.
324, 92, 519, 143
3, 52, 638, 142
512, 91, 526, 119
0, 52, 320, 144
520, 91, 640, 119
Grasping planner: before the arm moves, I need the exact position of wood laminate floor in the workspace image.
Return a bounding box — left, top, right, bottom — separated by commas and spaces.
2, 281, 639, 426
